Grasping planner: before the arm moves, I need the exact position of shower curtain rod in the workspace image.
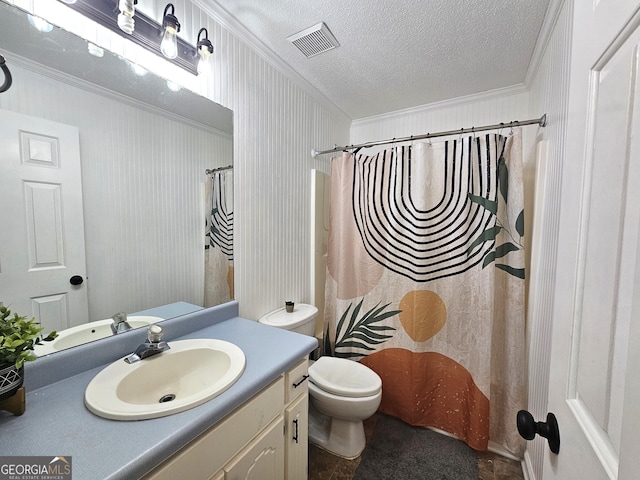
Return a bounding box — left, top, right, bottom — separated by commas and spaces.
206, 165, 233, 174
311, 114, 547, 158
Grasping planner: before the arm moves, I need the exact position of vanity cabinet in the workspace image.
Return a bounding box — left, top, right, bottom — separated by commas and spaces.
143, 359, 309, 480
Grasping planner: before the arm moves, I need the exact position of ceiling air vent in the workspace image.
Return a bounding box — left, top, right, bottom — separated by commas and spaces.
287, 22, 340, 58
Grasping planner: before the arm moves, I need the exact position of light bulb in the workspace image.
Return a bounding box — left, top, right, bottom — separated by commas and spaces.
160, 4, 180, 60
160, 28, 178, 59
117, 0, 136, 34
196, 28, 213, 76
197, 49, 211, 75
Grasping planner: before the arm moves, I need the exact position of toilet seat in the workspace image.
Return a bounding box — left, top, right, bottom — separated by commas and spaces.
308, 356, 382, 398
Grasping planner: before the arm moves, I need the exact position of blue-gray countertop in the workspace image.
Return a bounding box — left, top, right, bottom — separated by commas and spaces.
0, 301, 318, 480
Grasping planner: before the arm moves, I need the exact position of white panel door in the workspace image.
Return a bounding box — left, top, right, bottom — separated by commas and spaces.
545, 1, 640, 479
0, 109, 88, 332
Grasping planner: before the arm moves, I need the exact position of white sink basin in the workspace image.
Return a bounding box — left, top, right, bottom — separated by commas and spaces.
34, 316, 162, 355
84, 338, 246, 420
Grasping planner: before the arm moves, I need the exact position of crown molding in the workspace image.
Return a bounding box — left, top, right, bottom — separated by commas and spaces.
191, 0, 351, 123
352, 84, 528, 127
524, 0, 566, 86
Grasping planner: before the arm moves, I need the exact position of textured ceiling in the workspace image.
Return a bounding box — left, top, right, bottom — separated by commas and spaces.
207, 0, 550, 120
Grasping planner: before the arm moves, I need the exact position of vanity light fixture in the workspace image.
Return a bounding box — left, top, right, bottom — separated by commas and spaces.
160, 3, 180, 60
196, 28, 214, 75
55, 0, 199, 74
117, 0, 137, 35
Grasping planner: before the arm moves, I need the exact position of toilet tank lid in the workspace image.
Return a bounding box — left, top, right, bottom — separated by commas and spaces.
258, 303, 318, 330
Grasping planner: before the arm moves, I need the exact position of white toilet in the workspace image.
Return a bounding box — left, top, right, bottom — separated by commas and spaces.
258, 303, 382, 459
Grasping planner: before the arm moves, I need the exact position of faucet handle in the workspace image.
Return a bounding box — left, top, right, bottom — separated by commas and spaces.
147, 324, 164, 343
112, 312, 127, 323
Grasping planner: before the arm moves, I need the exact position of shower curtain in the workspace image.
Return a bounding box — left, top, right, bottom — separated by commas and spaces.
204, 169, 234, 306
324, 129, 526, 455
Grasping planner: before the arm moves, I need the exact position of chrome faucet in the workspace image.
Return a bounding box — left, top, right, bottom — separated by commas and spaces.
111, 312, 132, 334
124, 324, 170, 364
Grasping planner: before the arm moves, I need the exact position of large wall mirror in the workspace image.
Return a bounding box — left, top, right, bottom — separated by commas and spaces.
0, 0, 234, 355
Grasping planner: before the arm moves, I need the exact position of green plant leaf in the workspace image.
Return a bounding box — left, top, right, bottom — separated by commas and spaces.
482, 251, 496, 268
498, 155, 509, 202
467, 226, 501, 254
334, 351, 369, 359
495, 264, 525, 279
335, 303, 352, 345
468, 194, 498, 215
351, 332, 394, 344
333, 300, 399, 356
515, 209, 525, 237
482, 242, 521, 268
0, 306, 56, 368
335, 341, 376, 351
323, 324, 333, 356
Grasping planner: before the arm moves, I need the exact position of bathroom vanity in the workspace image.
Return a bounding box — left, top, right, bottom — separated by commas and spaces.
144, 359, 309, 479
0, 302, 317, 480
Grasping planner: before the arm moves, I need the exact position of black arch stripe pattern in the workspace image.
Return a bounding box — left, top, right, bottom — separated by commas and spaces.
351, 134, 503, 282
208, 172, 234, 260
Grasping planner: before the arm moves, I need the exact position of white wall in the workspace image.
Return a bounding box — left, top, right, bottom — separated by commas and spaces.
523, 1, 572, 478
351, 85, 530, 148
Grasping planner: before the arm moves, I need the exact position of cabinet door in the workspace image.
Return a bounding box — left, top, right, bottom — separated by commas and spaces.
224, 416, 284, 480
285, 394, 308, 480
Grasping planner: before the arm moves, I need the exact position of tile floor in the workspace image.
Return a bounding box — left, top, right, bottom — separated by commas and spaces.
308, 414, 525, 480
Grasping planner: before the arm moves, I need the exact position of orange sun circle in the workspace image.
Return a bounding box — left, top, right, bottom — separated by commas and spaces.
398, 290, 447, 342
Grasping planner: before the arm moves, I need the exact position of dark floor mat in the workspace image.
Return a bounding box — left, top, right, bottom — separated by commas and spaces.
354, 415, 479, 480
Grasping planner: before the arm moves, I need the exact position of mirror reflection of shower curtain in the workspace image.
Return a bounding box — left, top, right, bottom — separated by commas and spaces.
204, 169, 234, 306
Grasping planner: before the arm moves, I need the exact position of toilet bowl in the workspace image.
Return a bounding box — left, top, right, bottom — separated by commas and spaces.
258, 305, 382, 459
308, 356, 382, 459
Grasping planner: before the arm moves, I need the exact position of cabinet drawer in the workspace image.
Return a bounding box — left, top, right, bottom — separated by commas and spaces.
285, 358, 309, 403
143, 376, 284, 480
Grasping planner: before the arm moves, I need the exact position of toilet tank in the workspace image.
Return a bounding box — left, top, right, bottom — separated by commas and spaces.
258, 303, 318, 336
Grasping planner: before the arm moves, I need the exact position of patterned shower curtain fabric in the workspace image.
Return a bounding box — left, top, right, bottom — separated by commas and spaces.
208, 171, 234, 259
204, 170, 234, 306
324, 129, 526, 455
